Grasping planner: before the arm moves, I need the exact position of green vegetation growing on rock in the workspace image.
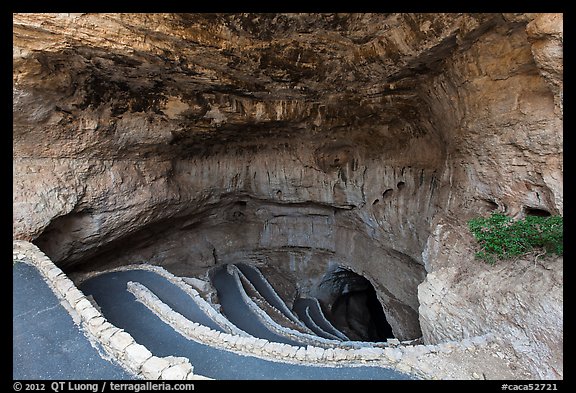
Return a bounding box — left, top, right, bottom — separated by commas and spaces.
468, 213, 563, 264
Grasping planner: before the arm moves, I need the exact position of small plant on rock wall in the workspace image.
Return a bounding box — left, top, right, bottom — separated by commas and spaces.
467, 213, 563, 264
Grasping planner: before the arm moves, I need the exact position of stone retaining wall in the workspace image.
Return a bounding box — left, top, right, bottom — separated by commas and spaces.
232, 265, 347, 347
236, 267, 317, 335
305, 297, 350, 340
236, 264, 307, 326
111, 264, 249, 337
113, 262, 412, 350
231, 265, 415, 349
14, 240, 511, 380
13, 240, 211, 381
302, 307, 341, 340
128, 279, 498, 379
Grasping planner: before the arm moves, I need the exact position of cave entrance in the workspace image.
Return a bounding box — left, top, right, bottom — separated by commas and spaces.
322, 267, 394, 342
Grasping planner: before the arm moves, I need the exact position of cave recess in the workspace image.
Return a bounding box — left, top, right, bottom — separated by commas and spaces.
14, 13, 563, 378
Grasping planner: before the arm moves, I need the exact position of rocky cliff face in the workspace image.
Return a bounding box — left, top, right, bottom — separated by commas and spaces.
13, 13, 562, 377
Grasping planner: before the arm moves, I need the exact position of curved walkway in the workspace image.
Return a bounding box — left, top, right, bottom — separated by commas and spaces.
235, 263, 304, 326
225, 265, 348, 349
303, 298, 350, 340
13, 262, 135, 380
294, 298, 349, 340
82, 270, 226, 333
211, 267, 306, 346
231, 264, 388, 349
236, 269, 313, 335
80, 268, 413, 380
293, 299, 340, 340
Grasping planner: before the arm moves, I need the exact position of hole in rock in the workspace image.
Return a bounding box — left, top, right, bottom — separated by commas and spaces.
322, 267, 394, 342
397, 181, 405, 190
480, 198, 499, 211
524, 207, 551, 217
382, 189, 393, 199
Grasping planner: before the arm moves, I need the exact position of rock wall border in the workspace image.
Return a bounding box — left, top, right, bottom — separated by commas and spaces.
12, 240, 211, 381
236, 264, 308, 326
231, 265, 347, 347
305, 297, 350, 340
127, 279, 497, 379
231, 265, 412, 349
14, 240, 499, 380
104, 264, 250, 337
109, 262, 498, 379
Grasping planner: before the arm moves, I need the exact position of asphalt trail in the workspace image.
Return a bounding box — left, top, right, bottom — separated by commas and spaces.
13, 262, 135, 380
80, 269, 414, 380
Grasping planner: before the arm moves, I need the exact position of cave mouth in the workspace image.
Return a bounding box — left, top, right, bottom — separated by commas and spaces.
33, 194, 425, 342
321, 267, 394, 342
524, 207, 551, 217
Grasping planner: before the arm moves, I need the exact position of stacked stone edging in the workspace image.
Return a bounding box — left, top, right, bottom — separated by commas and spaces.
230, 265, 397, 349
12, 240, 211, 381
232, 265, 393, 349
13, 241, 501, 380
127, 279, 497, 379
232, 265, 346, 347
116, 263, 390, 350
236, 264, 308, 326
302, 306, 341, 340
304, 297, 350, 340
239, 273, 316, 335
111, 264, 250, 337
129, 281, 368, 365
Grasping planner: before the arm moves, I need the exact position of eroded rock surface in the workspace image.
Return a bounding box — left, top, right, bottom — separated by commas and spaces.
13, 13, 562, 378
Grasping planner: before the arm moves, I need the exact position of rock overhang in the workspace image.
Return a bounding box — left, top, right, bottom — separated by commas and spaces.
13, 12, 563, 378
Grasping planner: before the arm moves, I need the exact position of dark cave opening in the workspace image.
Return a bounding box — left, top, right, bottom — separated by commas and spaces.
524, 207, 551, 217
324, 267, 394, 342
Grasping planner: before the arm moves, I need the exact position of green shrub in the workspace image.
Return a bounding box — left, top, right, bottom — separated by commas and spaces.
467, 213, 563, 264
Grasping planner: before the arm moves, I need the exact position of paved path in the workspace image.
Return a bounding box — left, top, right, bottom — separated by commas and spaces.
13, 262, 135, 380
237, 264, 347, 340
210, 267, 305, 346
80, 269, 414, 380
301, 298, 349, 340
235, 263, 301, 324
293, 298, 343, 340
82, 270, 225, 332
